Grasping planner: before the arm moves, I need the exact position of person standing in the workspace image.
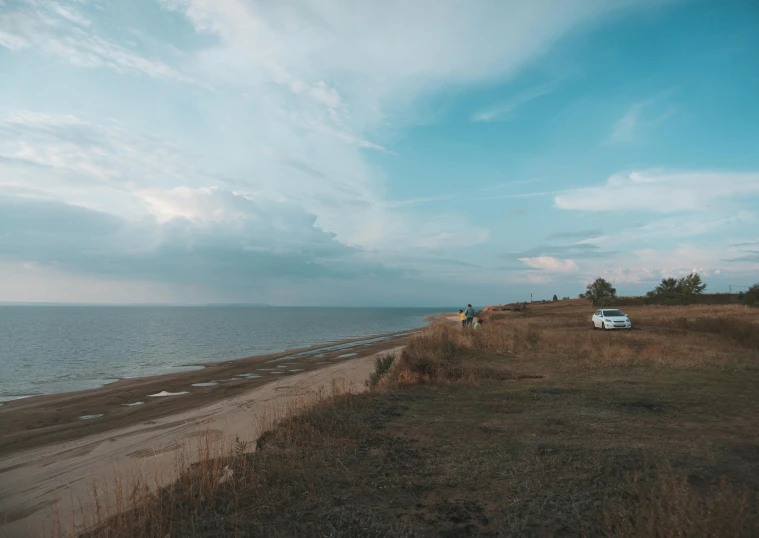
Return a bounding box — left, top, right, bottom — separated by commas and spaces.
458, 309, 466, 327
464, 304, 475, 327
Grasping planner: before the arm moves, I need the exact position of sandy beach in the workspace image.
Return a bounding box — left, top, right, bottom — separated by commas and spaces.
0, 329, 418, 538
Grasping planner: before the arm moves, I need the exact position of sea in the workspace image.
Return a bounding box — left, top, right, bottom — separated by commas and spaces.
0, 306, 446, 401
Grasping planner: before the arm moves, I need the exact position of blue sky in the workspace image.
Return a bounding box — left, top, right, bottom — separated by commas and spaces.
1, 0, 758, 305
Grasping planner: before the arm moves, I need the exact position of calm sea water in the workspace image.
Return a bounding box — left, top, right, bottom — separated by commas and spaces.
0, 306, 444, 400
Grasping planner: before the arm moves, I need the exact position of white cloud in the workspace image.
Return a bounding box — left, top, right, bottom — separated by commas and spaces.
0, 110, 489, 281
555, 170, 759, 212
160, 0, 667, 128
472, 82, 556, 122
307, 80, 343, 110
0, 112, 208, 215
0, 2, 199, 85
519, 256, 579, 272
136, 186, 247, 222
480, 190, 557, 201
606, 103, 644, 144
604, 95, 677, 145
50, 3, 91, 27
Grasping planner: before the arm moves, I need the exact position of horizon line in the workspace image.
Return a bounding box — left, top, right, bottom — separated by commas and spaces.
0, 301, 459, 308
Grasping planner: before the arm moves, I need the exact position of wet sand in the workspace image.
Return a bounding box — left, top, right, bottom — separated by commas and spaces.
0, 345, 404, 537
0, 330, 412, 457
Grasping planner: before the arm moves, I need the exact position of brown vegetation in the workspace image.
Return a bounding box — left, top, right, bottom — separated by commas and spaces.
81, 300, 759, 537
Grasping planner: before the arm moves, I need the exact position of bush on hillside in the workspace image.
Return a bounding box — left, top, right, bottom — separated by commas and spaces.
742, 283, 759, 307
368, 353, 395, 388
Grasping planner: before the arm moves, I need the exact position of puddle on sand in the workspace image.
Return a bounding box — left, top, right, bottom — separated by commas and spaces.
78, 414, 104, 420
336, 353, 357, 358
288, 369, 304, 373
122, 401, 145, 407
258, 368, 275, 371
265, 334, 397, 363
191, 382, 217, 387
269, 371, 284, 375
236, 374, 261, 379
149, 391, 189, 397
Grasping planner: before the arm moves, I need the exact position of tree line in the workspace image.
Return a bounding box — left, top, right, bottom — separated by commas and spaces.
580, 274, 759, 307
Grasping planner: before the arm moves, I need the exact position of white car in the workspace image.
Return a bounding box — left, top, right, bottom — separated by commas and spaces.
592, 309, 632, 330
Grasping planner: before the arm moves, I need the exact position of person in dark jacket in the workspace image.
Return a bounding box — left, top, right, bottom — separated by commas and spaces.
464, 304, 475, 327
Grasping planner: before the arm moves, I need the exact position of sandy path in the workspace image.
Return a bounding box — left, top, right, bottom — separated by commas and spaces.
0, 347, 402, 538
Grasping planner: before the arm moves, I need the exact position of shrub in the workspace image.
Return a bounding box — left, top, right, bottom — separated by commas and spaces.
742, 283, 759, 307
368, 353, 395, 388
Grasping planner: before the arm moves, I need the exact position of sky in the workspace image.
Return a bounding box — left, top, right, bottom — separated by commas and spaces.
0, 0, 758, 306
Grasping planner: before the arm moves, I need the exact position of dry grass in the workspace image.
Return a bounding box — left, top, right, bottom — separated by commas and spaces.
79, 301, 759, 537
479, 300, 759, 367
386, 325, 517, 386
67, 380, 362, 538
629, 304, 759, 350
607, 466, 759, 537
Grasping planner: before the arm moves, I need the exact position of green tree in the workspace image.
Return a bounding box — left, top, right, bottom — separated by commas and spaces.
552, 294, 558, 302
585, 278, 617, 306
653, 277, 681, 295
742, 283, 759, 307
678, 272, 707, 297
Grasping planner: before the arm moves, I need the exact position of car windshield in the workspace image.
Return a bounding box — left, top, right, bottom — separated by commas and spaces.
603, 310, 625, 317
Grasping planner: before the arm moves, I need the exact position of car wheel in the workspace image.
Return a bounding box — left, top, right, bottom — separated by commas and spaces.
602, 323, 607, 331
